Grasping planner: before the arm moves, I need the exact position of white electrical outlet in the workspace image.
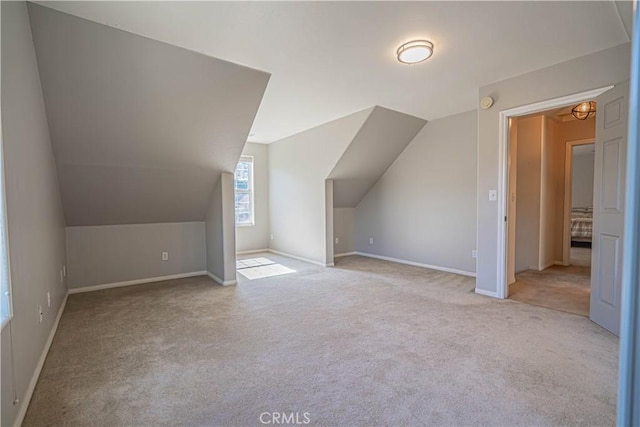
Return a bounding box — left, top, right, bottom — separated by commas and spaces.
472, 250, 478, 258
369, 237, 374, 244
488, 190, 497, 201
161, 252, 169, 261
47, 292, 51, 308
38, 305, 43, 323
62, 265, 66, 277
335, 237, 339, 244
270, 234, 274, 240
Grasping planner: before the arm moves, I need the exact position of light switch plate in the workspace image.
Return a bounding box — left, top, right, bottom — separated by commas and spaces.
488, 190, 497, 201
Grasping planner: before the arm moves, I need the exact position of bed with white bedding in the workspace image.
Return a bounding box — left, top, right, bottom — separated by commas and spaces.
571, 207, 593, 244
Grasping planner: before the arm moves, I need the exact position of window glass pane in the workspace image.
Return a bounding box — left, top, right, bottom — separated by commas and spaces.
234, 158, 253, 225
234, 161, 251, 192
235, 193, 251, 224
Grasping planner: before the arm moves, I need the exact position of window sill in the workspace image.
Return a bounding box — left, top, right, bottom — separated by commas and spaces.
236, 223, 255, 228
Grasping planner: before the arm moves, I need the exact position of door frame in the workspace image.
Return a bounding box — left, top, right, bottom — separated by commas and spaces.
496, 85, 614, 299
562, 138, 595, 266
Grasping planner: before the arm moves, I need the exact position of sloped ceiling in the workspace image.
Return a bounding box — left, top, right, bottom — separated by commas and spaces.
34, 1, 630, 143
328, 107, 426, 208
27, 3, 270, 226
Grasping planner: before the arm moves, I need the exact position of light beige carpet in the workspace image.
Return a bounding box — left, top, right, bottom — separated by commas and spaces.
24, 254, 617, 426
510, 265, 591, 317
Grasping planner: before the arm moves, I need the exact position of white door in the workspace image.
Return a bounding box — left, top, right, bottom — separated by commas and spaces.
590, 82, 629, 336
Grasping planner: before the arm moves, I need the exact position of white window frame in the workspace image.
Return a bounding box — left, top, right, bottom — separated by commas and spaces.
1, 121, 14, 330
234, 156, 254, 227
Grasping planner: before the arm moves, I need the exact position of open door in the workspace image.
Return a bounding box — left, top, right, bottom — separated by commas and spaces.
590, 82, 629, 335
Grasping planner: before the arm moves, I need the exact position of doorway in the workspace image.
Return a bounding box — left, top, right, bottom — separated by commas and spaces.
496, 83, 629, 335
563, 140, 595, 269
506, 107, 595, 317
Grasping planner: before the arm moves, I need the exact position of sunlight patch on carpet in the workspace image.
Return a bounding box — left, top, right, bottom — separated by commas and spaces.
236, 257, 275, 269
236, 258, 295, 280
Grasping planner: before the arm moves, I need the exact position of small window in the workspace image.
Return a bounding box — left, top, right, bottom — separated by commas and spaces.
1, 130, 12, 328
234, 156, 254, 226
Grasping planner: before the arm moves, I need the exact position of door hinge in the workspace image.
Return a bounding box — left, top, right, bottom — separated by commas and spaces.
505, 216, 508, 222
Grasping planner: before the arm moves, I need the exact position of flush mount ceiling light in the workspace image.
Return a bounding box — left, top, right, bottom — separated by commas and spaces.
396, 40, 434, 64
571, 101, 597, 120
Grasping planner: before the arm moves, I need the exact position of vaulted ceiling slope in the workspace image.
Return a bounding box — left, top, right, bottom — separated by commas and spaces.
27, 3, 270, 226
35, 1, 629, 143
328, 107, 426, 208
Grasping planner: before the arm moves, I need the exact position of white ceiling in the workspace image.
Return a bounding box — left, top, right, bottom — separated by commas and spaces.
36, 1, 629, 143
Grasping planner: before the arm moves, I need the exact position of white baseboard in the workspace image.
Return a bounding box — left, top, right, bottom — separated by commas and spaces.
266, 249, 328, 267
14, 292, 68, 427
354, 252, 476, 277
68, 271, 207, 294
334, 251, 357, 258
534, 261, 557, 271
236, 249, 269, 255
475, 288, 500, 298
207, 271, 237, 286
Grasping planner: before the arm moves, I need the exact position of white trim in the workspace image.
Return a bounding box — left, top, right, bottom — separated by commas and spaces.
0, 107, 14, 330
475, 288, 500, 298
562, 138, 595, 265
236, 249, 269, 255
355, 251, 476, 277
68, 271, 207, 294
533, 261, 557, 271
537, 118, 548, 270
13, 292, 68, 427
207, 271, 237, 286
334, 251, 357, 258
497, 85, 614, 300
266, 249, 328, 267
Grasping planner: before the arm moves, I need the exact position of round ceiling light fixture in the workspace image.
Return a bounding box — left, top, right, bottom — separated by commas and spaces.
571, 101, 597, 120
396, 40, 434, 64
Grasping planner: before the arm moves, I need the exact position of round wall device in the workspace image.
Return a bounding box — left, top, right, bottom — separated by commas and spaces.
480, 96, 494, 110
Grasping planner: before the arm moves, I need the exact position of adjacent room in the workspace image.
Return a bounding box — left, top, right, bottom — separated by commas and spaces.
1, 1, 638, 426
507, 104, 596, 317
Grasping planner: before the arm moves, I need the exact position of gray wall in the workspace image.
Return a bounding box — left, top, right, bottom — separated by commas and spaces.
476, 42, 631, 296
206, 178, 224, 280
513, 115, 566, 273
539, 116, 563, 270
333, 208, 356, 255
514, 116, 542, 273
354, 110, 478, 274
572, 152, 595, 208
27, 3, 270, 227
66, 222, 206, 289
328, 106, 426, 208
206, 173, 236, 284
236, 143, 269, 252
268, 109, 370, 264
1, 2, 68, 425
